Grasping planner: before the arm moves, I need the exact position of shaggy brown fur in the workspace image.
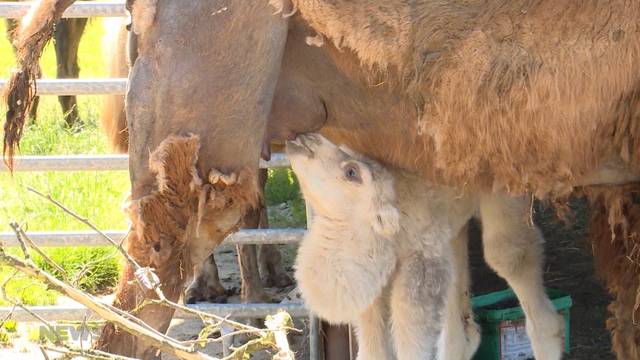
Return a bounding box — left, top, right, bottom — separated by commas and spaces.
292, 1, 640, 198
95, 134, 258, 357
97, 134, 203, 357
2, 0, 76, 170
589, 186, 640, 359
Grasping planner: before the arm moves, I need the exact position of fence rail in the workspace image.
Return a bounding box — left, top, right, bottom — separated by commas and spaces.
1, 153, 290, 172
0, 1, 126, 18
0, 78, 128, 96
0, 302, 308, 322
0, 228, 304, 247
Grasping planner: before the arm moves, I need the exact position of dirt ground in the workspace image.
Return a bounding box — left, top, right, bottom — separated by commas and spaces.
468, 198, 614, 360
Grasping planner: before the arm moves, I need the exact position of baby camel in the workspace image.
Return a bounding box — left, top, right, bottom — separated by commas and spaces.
287, 133, 564, 360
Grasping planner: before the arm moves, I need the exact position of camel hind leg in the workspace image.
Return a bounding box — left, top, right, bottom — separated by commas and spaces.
480, 193, 564, 360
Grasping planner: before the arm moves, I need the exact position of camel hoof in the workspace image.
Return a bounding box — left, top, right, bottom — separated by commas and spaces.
263, 273, 294, 288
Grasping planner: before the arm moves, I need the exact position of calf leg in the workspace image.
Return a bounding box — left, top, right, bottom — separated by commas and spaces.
440, 223, 480, 360
390, 253, 452, 360
480, 194, 564, 360
255, 168, 293, 288
354, 295, 393, 360
54, 18, 87, 127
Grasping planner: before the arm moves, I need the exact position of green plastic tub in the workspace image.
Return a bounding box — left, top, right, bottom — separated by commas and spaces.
471, 288, 572, 360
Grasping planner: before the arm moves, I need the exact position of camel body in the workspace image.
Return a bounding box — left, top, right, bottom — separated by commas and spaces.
3, 1, 640, 358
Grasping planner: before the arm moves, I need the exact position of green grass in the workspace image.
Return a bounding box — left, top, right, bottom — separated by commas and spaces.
0, 18, 305, 305
265, 169, 306, 228
0, 19, 127, 305
33, 246, 121, 294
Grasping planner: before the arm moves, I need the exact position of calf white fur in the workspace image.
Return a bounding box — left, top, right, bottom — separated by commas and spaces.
287, 133, 564, 360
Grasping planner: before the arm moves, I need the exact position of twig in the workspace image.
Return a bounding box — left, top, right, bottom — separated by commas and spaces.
182, 325, 300, 346
26, 187, 145, 274
26, 188, 168, 303
16, 187, 296, 359
9, 222, 30, 260
25, 187, 263, 333
265, 311, 295, 360
38, 346, 51, 360
10, 222, 68, 280
148, 298, 261, 333
0, 270, 63, 346
43, 345, 139, 360
0, 249, 216, 360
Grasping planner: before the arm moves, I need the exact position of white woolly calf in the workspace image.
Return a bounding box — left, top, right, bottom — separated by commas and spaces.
287, 133, 565, 360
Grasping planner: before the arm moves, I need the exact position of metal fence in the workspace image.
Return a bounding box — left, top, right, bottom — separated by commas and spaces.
0, 1, 320, 358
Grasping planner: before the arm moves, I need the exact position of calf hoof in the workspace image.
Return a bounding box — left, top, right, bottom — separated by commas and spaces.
262, 272, 294, 288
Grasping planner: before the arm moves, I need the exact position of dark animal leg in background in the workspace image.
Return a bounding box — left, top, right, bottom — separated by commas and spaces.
54, 18, 87, 127
185, 253, 228, 304
257, 168, 294, 288
5, 19, 40, 122
237, 241, 269, 302
238, 169, 271, 302
260, 243, 293, 288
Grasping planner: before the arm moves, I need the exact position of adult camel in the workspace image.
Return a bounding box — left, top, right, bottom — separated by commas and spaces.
3, 1, 640, 359
100, 19, 293, 305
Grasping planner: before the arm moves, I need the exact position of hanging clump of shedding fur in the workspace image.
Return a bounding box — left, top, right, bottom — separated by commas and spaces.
2, 0, 77, 171
588, 184, 640, 359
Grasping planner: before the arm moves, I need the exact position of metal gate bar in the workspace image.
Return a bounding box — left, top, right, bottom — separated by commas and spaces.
0, 1, 126, 18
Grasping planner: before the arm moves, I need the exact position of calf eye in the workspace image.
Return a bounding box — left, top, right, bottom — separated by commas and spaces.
343, 162, 362, 183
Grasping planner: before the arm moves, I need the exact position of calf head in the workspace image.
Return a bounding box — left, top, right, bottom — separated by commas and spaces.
287, 133, 399, 236
287, 134, 399, 323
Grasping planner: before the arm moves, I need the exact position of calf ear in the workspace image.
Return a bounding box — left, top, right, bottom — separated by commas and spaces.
372, 202, 400, 237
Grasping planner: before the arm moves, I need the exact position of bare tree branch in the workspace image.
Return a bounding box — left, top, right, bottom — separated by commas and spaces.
10, 222, 67, 279
7, 187, 298, 359
0, 249, 215, 360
